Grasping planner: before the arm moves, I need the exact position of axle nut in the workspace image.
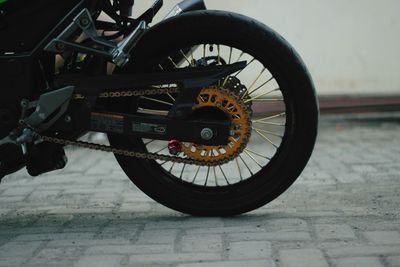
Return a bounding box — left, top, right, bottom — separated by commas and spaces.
200, 128, 214, 141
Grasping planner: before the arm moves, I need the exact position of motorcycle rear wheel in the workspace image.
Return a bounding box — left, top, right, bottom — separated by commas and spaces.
108, 10, 319, 216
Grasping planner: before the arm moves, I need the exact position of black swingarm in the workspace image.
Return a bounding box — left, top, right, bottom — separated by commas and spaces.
90, 112, 230, 146
54, 62, 247, 146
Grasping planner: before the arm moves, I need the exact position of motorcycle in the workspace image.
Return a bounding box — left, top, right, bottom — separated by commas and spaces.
0, 0, 319, 216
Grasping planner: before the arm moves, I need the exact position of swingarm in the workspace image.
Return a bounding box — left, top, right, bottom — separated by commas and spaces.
53, 62, 247, 146
82, 112, 230, 146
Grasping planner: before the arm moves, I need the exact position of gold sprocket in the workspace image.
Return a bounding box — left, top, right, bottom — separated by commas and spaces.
181, 87, 251, 163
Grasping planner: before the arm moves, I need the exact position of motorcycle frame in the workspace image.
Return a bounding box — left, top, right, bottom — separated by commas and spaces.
0, 0, 242, 146
0, 0, 205, 98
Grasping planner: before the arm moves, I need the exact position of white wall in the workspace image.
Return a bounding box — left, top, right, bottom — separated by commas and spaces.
133, 0, 400, 96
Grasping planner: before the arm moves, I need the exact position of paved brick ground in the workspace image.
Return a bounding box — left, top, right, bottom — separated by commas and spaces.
0, 114, 399, 267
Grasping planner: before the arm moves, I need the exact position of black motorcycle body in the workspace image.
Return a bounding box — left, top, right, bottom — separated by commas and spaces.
0, 0, 319, 216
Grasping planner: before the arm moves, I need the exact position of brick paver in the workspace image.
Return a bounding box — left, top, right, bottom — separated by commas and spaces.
0, 115, 400, 266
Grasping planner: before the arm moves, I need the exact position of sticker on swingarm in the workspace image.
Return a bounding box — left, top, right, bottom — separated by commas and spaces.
91, 113, 124, 134
132, 122, 167, 135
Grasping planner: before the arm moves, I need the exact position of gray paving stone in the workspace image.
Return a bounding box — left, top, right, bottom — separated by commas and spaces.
1, 187, 34, 196
85, 244, 173, 255
12, 232, 96, 242
352, 165, 379, 173
74, 255, 124, 267
364, 231, 400, 245
335, 256, 384, 267
118, 202, 152, 213
228, 241, 272, 260
265, 218, 308, 231
279, 248, 329, 267
27, 247, 82, 267
327, 245, 400, 257
0, 209, 10, 216
0, 257, 26, 267
0, 241, 43, 257
127, 253, 221, 265
314, 224, 357, 240
177, 260, 276, 267
185, 226, 262, 235
387, 255, 400, 267
0, 117, 400, 266
181, 234, 222, 253
47, 238, 130, 248
0, 195, 26, 202
144, 218, 224, 230
228, 231, 311, 242
135, 229, 178, 244
27, 190, 61, 201
97, 226, 139, 240
335, 172, 365, 183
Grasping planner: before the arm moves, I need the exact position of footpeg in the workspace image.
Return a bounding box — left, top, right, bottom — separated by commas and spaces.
26, 143, 68, 177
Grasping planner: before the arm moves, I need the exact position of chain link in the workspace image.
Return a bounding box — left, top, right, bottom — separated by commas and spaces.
43, 85, 251, 167
73, 87, 180, 100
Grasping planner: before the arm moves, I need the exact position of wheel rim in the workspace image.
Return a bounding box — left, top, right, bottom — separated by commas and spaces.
139, 44, 287, 187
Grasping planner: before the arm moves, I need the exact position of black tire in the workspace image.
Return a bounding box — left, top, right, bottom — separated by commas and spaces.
108, 10, 319, 216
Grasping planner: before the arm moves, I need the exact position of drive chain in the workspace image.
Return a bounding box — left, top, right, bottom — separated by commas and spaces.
42, 86, 252, 167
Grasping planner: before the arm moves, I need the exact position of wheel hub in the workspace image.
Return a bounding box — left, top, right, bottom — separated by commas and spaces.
181, 87, 251, 163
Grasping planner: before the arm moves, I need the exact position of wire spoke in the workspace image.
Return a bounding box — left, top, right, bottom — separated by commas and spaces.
253, 112, 286, 122
144, 139, 155, 145
192, 166, 201, 183
236, 158, 243, 181
166, 92, 176, 102
213, 166, 219, 186
199, 95, 207, 103
190, 46, 195, 62
140, 96, 174, 106
210, 150, 219, 186
228, 46, 233, 64
204, 166, 210, 186
155, 146, 168, 154
179, 163, 186, 180
169, 162, 175, 173
252, 121, 286, 126
244, 150, 263, 168
248, 98, 284, 102
251, 127, 284, 138
244, 88, 281, 103
218, 165, 230, 185
245, 148, 271, 160
235, 58, 255, 77
217, 45, 221, 65
137, 108, 169, 115
245, 76, 275, 97
247, 68, 266, 91
239, 155, 253, 175
168, 56, 178, 68
254, 129, 279, 148
159, 160, 168, 166
236, 51, 245, 63
180, 50, 194, 67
